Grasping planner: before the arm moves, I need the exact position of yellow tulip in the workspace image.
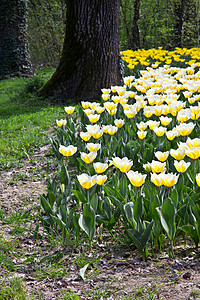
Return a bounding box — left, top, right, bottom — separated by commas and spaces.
176, 123, 195, 136
81, 101, 90, 109
96, 175, 107, 185
77, 173, 97, 189
187, 137, 200, 148
112, 157, 133, 173
161, 173, 179, 187
102, 94, 110, 101
56, 119, 66, 127
151, 173, 163, 187
80, 132, 92, 142
124, 109, 137, 118
101, 88, 111, 94
136, 122, 148, 131
153, 126, 167, 137
86, 143, 101, 152
143, 162, 152, 172
174, 160, 190, 173
148, 120, 160, 130
95, 106, 105, 114
126, 171, 147, 187
159, 116, 172, 126
137, 130, 147, 139
170, 148, 185, 160
107, 125, 118, 135
186, 147, 200, 159
114, 119, 125, 128
87, 114, 100, 123
64, 106, 75, 114
104, 101, 117, 111
93, 162, 108, 174
59, 145, 77, 157
155, 151, 169, 162
196, 173, 200, 187
150, 160, 166, 173
80, 152, 97, 164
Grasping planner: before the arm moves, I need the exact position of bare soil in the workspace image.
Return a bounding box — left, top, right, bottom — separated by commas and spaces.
0, 146, 200, 300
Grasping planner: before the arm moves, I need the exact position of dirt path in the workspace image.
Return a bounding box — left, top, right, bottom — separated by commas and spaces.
0, 147, 200, 299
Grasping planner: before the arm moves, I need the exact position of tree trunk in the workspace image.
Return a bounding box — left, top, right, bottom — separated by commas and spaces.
131, 0, 141, 50
182, 0, 199, 48
40, 0, 122, 102
171, 0, 184, 48
0, 0, 32, 80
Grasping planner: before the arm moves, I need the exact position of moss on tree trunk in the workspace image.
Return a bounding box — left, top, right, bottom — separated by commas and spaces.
0, 0, 32, 80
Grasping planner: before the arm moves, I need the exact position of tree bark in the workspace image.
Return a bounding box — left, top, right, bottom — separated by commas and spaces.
131, 0, 141, 50
0, 0, 32, 80
40, 0, 122, 102
182, 0, 199, 48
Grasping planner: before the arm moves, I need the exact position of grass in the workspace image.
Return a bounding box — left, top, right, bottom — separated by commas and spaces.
0, 68, 65, 169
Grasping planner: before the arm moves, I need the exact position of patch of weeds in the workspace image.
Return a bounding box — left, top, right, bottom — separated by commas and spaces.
83, 279, 122, 300
189, 289, 200, 299
3, 209, 33, 225
130, 284, 163, 300
34, 263, 68, 280
59, 290, 80, 300
9, 225, 28, 236
0, 237, 19, 271
0, 276, 43, 300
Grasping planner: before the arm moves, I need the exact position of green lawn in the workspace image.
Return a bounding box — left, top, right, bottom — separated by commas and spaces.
0, 69, 65, 169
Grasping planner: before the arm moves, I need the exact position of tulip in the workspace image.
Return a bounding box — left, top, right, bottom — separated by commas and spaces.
159, 116, 172, 126
96, 175, 107, 185
155, 151, 169, 162
87, 114, 100, 123
150, 160, 166, 173
137, 130, 147, 139
187, 137, 200, 148
95, 106, 105, 114
143, 162, 152, 172
101, 88, 111, 94
56, 119, 66, 127
114, 119, 125, 128
112, 157, 133, 173
59, 145, 77, 157
93, 162, 108, 174
186, 147, 200, 159
196, 173, 200, 187
176, 123, 195, 136
147, 120, 160, 130
80, 152, 97, 164
126, 171, 147, 187
161, 173, 179, 187
80, 132, 91, 142
174, 160, 190, 173
151, 173, 163, 187
104, 101, 117, 111
86, 143, 101, 152
106, 125, 118, 135
64, 106, 75, 114
170, 148, 185, 161
153, 126, 167, 137
136, 122, 148, 131
81, 101, 90, 109
77, 173, 97, 189
124, 109, 137, 118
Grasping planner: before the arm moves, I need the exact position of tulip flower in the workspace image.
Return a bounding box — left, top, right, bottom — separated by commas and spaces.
59, 145, 77, 157
93, 162, 108, 174
150, 160, 166, 173
176, 123, 195, 136
196, 173, 200, 187
87, 114, 100, 123
126, 171, 147, 187
64, 106, 75, 114
81, 101, 90, 109
155, 151, 169, 162
114, 119, 125, 128
56, 119, 66, 127
161, 173, 179, 187
112, 157, 133, 173
95, 106, 105, 114
86, 143, 101, 152
80, 152, 97, 164
96, 175, 107, 185
80, 132, 92, 142
151, 173, 163, 187
186, 147, 200, 159
170, 148, 185, 161
187, 137, 200, 148
77, 173, 97, 189
136, 122, 148, 131
137, 130, 147, 139
159, 116, 172, 126
174, 160, 190, 173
